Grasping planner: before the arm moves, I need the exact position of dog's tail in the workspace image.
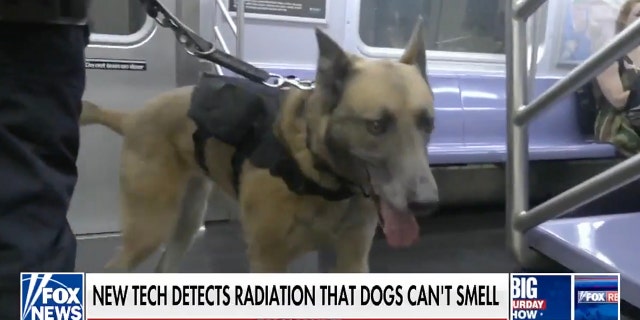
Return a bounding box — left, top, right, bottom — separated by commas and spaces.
80, 100, 126, 135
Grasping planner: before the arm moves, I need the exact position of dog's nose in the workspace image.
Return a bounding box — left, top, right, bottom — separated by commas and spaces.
407, 200, 439, 214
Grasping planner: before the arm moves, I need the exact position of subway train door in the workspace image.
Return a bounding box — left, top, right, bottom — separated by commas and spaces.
70, 0, 197, 272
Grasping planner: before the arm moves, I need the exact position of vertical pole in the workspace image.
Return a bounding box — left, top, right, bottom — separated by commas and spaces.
505, 0, 531, 264
211, 0, 224, 75
527, 10, 539, 100
236, 0, 245, 59
211, 0, 218, 40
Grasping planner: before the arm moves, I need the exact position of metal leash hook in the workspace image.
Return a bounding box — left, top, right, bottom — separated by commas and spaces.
141, 0, 211, 54
138, 0, 315, 91
263, 74, 316, 90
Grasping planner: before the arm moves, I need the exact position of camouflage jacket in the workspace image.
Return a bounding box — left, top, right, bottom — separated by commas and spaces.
594, 56, 640, 157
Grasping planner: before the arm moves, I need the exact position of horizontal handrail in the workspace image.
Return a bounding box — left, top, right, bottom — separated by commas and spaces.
514, 17, 640, 126
515, 153, 640, 232
514, 0, 547, 21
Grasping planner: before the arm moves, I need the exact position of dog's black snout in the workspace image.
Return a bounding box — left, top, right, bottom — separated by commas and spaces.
407, 201, 439, 214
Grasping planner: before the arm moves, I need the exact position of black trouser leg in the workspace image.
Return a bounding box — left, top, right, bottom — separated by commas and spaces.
0, 22, 88, 319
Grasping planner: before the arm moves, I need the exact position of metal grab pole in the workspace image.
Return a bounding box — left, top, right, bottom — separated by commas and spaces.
505, 0, 531, 262
216, 0, 237, 34
516, 153, 640, 232
514, 0, 547, 20
515, 17, 640, 125
527, 10, 539, 99
236, 0, 245, 59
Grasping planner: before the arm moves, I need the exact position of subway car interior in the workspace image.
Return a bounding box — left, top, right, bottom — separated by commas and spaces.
77, 0, 639, 317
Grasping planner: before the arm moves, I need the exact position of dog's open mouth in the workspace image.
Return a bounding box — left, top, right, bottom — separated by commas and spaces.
372, 194, 420, 248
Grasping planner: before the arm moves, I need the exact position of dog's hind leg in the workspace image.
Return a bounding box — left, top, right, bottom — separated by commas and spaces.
105, 196, 181, 272
155, 175, 212, 273
105, 146, 190, 272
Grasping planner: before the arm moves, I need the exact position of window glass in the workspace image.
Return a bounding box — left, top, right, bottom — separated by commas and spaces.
359, 0, 506, 54
558, 0, 623, 66
87, 0, 147, 35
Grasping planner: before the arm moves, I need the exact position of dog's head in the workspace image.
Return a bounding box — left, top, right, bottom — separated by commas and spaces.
305, 18, 438, 247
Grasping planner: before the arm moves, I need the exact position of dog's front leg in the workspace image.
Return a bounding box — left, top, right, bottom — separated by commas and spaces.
332, 220, 377, 273
330, 198, 378, 273
249, 260, 288, 273
246, 244, 290, 273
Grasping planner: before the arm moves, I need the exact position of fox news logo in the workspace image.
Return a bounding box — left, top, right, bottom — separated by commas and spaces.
512, 277, 546, 319
577, 290, 618, 304
20, 273, 84, 320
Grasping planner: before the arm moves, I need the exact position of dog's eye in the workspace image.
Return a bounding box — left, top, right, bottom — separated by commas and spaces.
366, 119, 388, 135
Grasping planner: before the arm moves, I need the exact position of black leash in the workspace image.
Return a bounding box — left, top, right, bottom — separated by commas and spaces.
139, 0, 271, 83
139, 0, 316, 90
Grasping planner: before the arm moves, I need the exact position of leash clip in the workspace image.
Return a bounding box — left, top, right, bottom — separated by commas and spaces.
263, 74, 316, 91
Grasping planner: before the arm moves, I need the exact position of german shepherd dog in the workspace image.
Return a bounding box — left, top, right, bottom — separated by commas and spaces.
79, 18, 438, 273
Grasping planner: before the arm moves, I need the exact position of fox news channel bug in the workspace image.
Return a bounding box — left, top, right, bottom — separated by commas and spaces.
574, 275, 620, 320
511, 273, 620, 320
20, 272, 85, 320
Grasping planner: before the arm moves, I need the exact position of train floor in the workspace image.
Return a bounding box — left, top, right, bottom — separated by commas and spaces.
181, 206, 516, 273
177, 205, 637, 319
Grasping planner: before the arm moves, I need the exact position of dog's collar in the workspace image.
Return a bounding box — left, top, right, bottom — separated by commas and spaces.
272, 155, 355, 201
251, 130, 355, 201
302, 126, 370, 199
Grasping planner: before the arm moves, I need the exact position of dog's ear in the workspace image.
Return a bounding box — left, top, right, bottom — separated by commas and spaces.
399, 16, 427, 79
314, 28, 352, 107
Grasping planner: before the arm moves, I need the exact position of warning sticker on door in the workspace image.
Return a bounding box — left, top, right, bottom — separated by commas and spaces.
228, 0, 326, 23
85, 59, 147, 71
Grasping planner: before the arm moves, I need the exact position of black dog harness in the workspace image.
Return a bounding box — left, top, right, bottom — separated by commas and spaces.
188, 73, 354, 201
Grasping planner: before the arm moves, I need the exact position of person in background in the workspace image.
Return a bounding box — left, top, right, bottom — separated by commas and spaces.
594, 0, 640, 156
0, 1, 90, 318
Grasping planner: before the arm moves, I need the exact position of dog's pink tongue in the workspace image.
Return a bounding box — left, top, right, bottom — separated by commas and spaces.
380, 200, 419, 248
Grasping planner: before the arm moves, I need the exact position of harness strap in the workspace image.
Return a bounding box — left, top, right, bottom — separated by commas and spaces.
193, 128, 210, 174
192, 128, 354, 201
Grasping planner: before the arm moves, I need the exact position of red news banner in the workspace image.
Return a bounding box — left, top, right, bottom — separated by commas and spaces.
84, 273, 510, 320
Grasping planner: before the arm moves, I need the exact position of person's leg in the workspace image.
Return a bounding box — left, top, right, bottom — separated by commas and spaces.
0, 22, 88, 319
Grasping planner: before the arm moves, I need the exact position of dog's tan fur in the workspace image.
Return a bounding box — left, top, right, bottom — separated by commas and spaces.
79, 20, 437, 273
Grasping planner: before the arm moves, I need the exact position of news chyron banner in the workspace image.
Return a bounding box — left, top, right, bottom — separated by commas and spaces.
20, 272, 620, 320
22, 273, 509, 320
511, 273, 620, 320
